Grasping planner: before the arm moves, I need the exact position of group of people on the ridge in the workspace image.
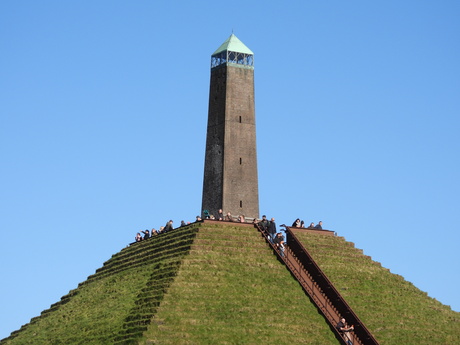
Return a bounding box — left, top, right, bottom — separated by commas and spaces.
291, 218, 323, 230
200, 211, 289, 258
134, 219, 178, 243
132, 211, 325, 262
201, 209, 255, 223
256, 215, 286, 257
255, 217, 325, 258
132, 208, 262, 244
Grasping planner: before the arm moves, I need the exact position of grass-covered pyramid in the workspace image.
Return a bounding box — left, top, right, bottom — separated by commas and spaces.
1, 222, 459, 345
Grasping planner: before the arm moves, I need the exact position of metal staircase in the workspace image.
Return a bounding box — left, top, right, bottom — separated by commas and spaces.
255, 224, 380, 345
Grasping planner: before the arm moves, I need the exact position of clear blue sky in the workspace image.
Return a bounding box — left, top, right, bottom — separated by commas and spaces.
1, 1, 459, 339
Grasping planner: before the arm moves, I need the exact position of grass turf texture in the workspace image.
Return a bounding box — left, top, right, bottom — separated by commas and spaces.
2, 222, 459, 344
140, 223, 337, 344
294, 231, 460, 345
1, 224, 200, 345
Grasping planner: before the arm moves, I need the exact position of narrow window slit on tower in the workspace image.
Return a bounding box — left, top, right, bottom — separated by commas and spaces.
239, 116, 242, 123
240, 158, 242, 165
240, 200, 243, 208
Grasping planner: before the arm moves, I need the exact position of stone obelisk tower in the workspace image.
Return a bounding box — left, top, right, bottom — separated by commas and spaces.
202, 34, 259, 220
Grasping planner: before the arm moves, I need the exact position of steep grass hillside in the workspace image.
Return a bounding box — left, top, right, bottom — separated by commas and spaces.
1, 224, 201, 345
1, 223, 338, 345
294, 230, 460, 345
4, 222, 457, 345
140, 223, 338, 344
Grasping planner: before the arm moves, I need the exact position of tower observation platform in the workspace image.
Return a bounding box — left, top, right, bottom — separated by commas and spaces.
211, 34, 254, 69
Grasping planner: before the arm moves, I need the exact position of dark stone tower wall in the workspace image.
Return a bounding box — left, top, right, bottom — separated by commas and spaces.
202, 63, 259, 219
202, 67, 226, 214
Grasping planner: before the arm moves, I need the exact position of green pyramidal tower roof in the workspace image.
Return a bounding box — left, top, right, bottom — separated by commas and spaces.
210, 34, 254, 70
212, 33, 253, 55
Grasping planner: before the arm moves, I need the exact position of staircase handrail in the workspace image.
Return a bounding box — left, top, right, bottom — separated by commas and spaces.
255, 224, 358, 344
284, 226, 380, 345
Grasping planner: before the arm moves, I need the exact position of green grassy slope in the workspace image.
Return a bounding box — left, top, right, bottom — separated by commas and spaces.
1, 223, 339, 345
295, 231, 460, 345
6, 223, 457, 345
141, 223, 338, 345
1, 224, 201, 345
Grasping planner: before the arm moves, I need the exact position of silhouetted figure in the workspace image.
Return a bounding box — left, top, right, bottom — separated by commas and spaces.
267, 218, 277, 243
314, 221, 323, 230
164, 220, 174, 232
258, 215, 269, 231
292, 218, 301, 227
141, 229, 150, 240
274, 232, 285, 257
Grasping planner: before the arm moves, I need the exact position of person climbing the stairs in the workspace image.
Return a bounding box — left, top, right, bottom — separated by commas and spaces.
336, 318, 354, 345
274, 232, 285, 257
